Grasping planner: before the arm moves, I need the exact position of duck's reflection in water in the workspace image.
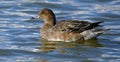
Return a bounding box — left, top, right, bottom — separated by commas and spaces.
38, 38, 103, 53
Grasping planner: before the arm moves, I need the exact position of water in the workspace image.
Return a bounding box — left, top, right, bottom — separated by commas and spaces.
0, 0, 120, 62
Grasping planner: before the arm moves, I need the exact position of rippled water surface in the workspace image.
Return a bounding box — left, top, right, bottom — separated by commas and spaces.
0, 0, 120, 62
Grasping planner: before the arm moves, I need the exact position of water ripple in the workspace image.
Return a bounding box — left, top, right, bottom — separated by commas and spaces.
0, 0, 120, 62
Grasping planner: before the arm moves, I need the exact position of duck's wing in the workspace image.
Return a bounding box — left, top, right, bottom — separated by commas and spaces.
51, 20, 103, 33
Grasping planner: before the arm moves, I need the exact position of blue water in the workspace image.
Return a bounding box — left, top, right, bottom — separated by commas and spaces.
0, 0, 120, 62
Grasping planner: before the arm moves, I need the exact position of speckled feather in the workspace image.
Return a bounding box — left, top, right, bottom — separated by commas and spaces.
51, 20, 103, 33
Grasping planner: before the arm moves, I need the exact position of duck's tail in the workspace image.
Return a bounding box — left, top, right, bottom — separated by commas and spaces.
93, 21, 104, 25
81, 28, 109, 40
93, 28, 110, 36
81, 21, 109, 40
86, 21, 104, 30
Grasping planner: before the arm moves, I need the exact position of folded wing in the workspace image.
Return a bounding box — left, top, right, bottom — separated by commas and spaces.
51, 20, 103, 33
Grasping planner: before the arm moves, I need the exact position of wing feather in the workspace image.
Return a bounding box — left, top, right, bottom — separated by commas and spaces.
51, 20, 102, 33
51, 20, 91, 33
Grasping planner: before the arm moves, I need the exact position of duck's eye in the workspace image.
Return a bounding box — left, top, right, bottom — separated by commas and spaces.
41, 11, 45, 14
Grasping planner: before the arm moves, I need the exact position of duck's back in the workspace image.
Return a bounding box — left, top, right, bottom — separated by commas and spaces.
51, 20, 100, 33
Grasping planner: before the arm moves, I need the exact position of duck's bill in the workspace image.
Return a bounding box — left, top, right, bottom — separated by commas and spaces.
36, 15, 40, 19
31, 16, 40, 19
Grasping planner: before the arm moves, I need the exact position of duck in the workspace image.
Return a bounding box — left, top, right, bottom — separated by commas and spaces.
36, 8, 106, 42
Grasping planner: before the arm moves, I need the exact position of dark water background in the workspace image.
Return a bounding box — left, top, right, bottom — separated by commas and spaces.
0, 0, 120, 62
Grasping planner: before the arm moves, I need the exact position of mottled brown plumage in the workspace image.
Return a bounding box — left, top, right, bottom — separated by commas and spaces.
37, 8, 105, 42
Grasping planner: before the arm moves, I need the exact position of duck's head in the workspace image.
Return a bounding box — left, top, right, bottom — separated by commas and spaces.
37, 8, 56, 25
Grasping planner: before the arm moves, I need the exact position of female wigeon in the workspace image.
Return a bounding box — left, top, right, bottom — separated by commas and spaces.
36, 8, 106, 42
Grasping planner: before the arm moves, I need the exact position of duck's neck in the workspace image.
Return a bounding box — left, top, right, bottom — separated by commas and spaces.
44, 17, 56, 27
41, 13, 56, 35
45, 19, 56, 26
41, 18, 56, 33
